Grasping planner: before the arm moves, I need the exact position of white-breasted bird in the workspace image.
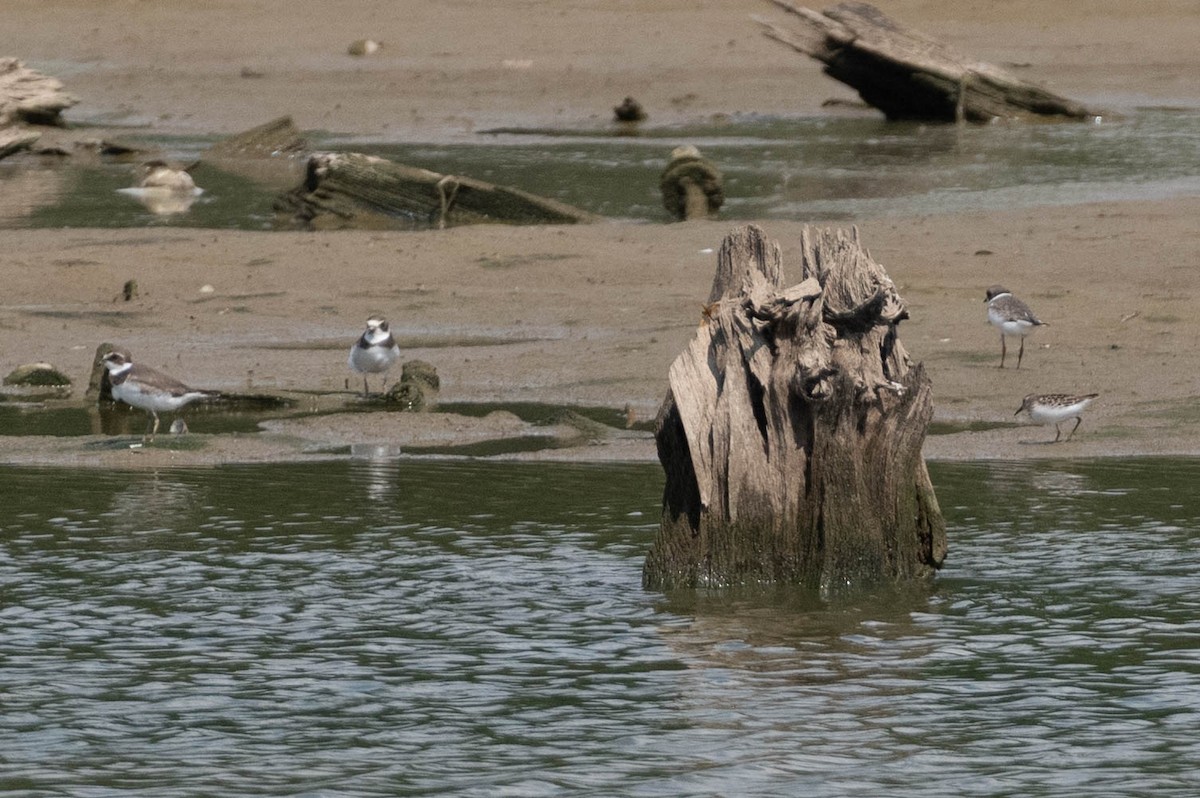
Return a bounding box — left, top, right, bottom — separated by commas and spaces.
348, 315, 401, 397
985, 285, 1046, 368
102, 349, 211, 442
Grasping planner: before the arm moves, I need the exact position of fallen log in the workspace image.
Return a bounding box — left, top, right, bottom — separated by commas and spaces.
0, 128, 39, 161
644, 224, 946, 591
275, 152, 600, 230
759, 1, 1099, 123
0, 58, 78, 126
206, 115, 307, 159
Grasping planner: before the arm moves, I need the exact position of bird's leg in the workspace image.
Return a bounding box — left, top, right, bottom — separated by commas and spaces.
1016, 338, 1026, 369
1067, 416, 1083, 441
362, 376, 370, 398
999, 334, 1007, 368
1052, 422, 1062, 443
145, 411, 161, 443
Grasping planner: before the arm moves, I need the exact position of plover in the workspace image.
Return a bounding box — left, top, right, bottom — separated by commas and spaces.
101, 349, 211, 442
1014, 393, 1099, 443
348, 315, 401, 396
985, 285, 1046, 368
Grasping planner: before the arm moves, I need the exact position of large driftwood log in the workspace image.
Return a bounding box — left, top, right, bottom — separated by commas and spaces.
275, 152, 600, 230
759, 1, 1098, 123
0, 58, 78, 126
644, 224, 946, 591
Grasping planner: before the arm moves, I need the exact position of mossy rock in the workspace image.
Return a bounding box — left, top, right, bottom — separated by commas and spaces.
3, 362, 73, 397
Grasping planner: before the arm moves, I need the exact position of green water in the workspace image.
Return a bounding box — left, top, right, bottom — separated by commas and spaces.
2, 457, 1199, 796
3, 108, 1197, 229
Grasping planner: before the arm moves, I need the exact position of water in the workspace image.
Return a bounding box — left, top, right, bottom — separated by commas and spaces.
2, 457, 1199, 796
3, 107, 1197, 229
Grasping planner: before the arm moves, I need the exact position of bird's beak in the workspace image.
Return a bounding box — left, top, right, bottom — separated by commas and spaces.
1014, 407, 1022, 416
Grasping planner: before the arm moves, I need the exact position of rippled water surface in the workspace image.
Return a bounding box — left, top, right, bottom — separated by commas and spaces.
3, 457, 1200, 796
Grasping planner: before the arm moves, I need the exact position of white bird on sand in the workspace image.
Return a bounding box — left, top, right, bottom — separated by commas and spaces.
348, 315, 401, 397
985, 285, 1046, 368
1014, 392, 1099, 443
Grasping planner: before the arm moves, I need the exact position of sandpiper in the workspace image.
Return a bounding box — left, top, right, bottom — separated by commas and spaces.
102, 349, 211, 442
985, 285, 1046, 368
136, 160, 198, 193
348, 315, 401, 396
1014, 393, 1099, 443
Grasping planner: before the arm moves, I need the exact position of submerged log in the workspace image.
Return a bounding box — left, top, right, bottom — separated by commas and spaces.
759, 1, 1098, 123
644, 224, 946, 592
0, 58, 78, 126
206, 116, 307, 159
660, 145, 724, 222
275, 152, 600, 230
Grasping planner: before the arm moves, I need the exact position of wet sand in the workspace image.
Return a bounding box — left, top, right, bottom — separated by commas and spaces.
2, 1, 1199, 467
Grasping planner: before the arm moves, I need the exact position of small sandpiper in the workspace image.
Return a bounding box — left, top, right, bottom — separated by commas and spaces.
1014, 393, 1099, 443
136, 160, 198, 193
102, 349, 211, 442
348, 315, 401, 397
985, 285, 1046, 368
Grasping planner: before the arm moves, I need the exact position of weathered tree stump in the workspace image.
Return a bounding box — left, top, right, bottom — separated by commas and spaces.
644, 224, 946, 592
275, 152, 600, 230
660, 145, 724, 222
0, 58, 78, 126
759, 1, 1099, 123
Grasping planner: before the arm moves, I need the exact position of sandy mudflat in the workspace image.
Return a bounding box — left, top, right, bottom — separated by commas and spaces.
1, 1, 1198, 466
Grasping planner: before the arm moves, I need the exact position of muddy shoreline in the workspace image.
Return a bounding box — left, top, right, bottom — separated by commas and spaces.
2, 1, 1199, 468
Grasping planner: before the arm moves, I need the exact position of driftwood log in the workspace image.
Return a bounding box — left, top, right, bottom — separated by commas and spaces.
275, 152, 599, 230
644, 224, 946, 591
206, 116, 307, 160
759, 1, 1098, 123
660, 145, 724, 222
0, 58, 78, 126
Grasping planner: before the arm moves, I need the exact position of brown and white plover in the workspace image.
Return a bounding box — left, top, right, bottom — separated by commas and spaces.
102, 349, 211, 442
985, 285, 1046, 368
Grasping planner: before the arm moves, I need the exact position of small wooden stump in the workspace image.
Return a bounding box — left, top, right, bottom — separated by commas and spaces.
660, 145, 724, 222
759, 1, 1099, 123
644, 224, 946, 592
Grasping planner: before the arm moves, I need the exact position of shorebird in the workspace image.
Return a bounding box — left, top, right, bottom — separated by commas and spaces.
1015, 393, 1099, 443
985, 285, 1046, 368
135, 160, 198, 193
348, 315, 401, 397
102, 349, 211, 442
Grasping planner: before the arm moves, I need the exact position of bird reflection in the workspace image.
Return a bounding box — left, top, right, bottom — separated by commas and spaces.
107, 471, 200, 536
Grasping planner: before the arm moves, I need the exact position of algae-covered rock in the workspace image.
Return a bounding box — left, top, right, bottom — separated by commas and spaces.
3, 361, 72, 397
385, 359, 440, 410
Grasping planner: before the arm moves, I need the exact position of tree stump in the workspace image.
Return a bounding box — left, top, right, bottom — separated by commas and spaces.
660, 145, 724, 222
644, 224, 946, 592
0, 58, 78, 126
758, 1, 1099, 123
274, 152, 600, 230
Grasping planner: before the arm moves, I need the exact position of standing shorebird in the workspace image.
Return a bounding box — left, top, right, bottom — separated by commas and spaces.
348, 315, 401, 397
102, 349, 211, 442
985, 285, 1046, 368
1015, 393, 1099, 443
